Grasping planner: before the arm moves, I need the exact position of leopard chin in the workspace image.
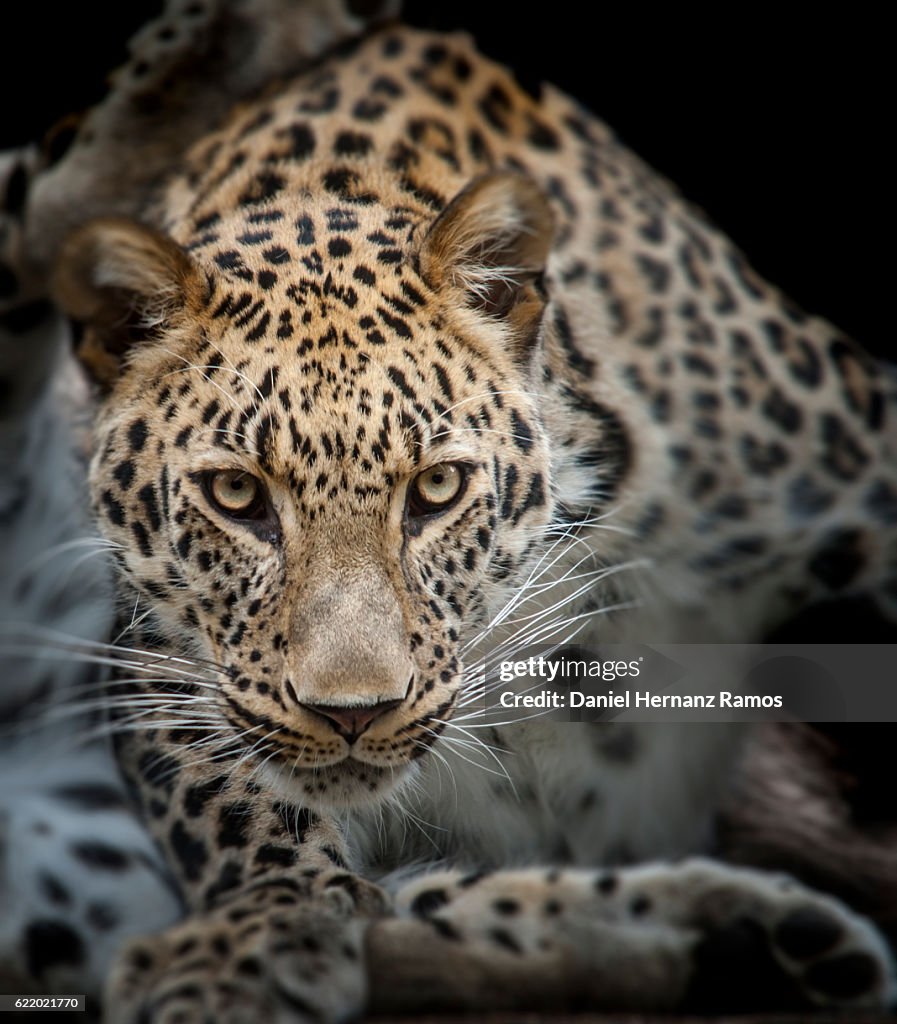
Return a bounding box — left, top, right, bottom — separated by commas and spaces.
260, 755, 416, 813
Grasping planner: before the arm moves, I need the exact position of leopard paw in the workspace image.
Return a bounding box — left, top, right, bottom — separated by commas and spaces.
665, 859, 897, 1012
106, 896, 368, 1023
311, 868, 392, 918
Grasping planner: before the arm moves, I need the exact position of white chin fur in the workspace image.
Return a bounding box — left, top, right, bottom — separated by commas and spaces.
259, 756, 415, 813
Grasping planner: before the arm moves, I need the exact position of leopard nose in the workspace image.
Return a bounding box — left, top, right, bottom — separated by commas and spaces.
301, 698, 403, 743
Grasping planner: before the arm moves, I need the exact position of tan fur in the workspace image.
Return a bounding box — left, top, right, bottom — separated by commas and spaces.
6, 7, 897, 1019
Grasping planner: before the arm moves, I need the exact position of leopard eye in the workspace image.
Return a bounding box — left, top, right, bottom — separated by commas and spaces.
408, 463, 466, 517
205, 470, 267, 520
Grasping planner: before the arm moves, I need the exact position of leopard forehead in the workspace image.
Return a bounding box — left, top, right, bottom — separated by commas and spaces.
100, 296, 550, 529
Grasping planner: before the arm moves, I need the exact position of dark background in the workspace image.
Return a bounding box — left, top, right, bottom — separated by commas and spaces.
0, 4, 891, 358
1, 4, 893, 814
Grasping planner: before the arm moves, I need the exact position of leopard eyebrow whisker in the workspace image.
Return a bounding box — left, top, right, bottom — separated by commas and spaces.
201, 334, 267, 406
194, 426, 262, 460
159, 362, 249, 418
430, 387, 544, 421
428, 425, 539, 448
157, 346, 257, 414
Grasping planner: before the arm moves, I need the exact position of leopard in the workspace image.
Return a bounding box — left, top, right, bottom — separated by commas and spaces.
2, 0, 897, 1020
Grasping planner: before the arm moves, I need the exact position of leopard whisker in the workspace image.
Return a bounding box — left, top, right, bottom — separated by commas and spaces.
418, 724, 515, 787
20, 534, 122, 575
69, 714, 225, 748
0, 645, 223, 687
461, 601, 635, 694
0, 625, 229, 677
429, 387, 543, 423
418, 741, 461, 808
230, 724, 282, 777
202, 335, 267, 406
195, 426, 262, 455
456, 599, 639, 717
483, 560, 645, 641
151, 731, 250, 781
383, 779, 447, 856
459, 520, 610, 652
158, 348, 258, 411
245, 736, 289, 784
36, 685, 219, 715
465, 553, 644, 663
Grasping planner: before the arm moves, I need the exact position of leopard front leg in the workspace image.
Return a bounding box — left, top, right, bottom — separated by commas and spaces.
107, 873, 383, 1024
368, 859, 896, 1014
107, 724, 390, 1024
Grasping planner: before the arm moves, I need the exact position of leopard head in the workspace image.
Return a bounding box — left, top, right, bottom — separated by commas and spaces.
54, 171, 558, 810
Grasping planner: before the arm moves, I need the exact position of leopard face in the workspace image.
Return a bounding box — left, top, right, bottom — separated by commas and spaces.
58, 171, 556, 811
54, 21, 896, 829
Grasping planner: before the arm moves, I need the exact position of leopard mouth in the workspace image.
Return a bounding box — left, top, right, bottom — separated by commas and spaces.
221, 687, 456, 812
253, 712, 452, 811
223, 688, 455, 766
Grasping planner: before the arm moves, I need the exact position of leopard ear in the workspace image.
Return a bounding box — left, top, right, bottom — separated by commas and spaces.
418, 171, 554, 350
53, 217, 203, 387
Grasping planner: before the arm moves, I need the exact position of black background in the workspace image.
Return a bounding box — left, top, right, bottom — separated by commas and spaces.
2, 3, 893, 809
0, 3, 891, 357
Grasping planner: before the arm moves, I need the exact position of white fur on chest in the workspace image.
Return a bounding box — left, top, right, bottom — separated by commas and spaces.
347, 720, 745, 875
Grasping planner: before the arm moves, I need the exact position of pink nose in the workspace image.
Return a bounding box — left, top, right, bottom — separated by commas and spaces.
301, 698, 403, 743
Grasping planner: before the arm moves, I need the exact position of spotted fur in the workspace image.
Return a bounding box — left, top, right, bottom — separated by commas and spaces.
2, 1, 897, 1018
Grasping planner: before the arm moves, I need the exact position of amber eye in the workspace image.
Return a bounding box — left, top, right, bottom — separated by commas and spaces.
205, 470, 266, 519
408, 463, 466, 517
